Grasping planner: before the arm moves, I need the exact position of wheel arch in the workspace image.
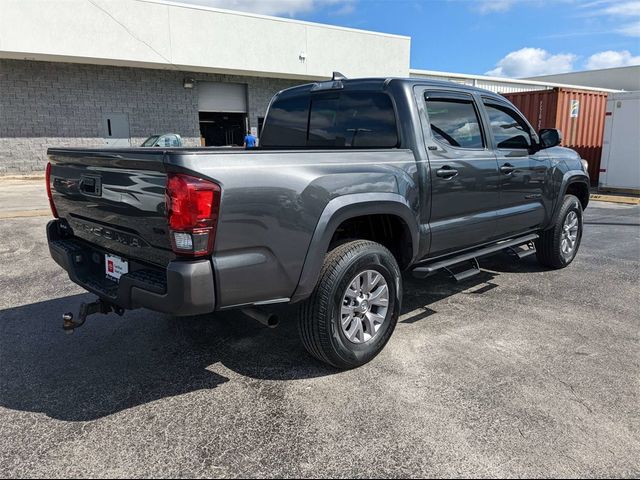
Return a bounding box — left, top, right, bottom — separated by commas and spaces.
290, 193, 419, 303
565, 181, 590, 209
545, 171, 590, 230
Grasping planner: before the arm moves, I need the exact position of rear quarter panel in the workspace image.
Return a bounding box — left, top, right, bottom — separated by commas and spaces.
165, 149, 420, 308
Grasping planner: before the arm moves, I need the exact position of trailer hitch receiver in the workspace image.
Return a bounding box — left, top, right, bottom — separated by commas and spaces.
62, 298, 124, 333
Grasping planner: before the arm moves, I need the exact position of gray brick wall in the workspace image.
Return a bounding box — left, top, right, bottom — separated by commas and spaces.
0, 59, 300, 174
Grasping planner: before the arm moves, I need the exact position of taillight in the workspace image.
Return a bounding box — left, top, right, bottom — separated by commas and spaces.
45, 162, 59, 218
165, 173, 221, 256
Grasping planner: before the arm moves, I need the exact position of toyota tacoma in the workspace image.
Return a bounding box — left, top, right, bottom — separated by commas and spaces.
46, 75, 590, 369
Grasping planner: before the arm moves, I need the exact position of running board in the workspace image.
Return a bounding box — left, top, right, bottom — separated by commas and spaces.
412, 233, 539, 279
443, 258, 481, 282
506, 240, 537, 259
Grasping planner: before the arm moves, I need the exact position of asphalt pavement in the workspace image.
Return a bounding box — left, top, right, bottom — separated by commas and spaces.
0, 180, 638, 478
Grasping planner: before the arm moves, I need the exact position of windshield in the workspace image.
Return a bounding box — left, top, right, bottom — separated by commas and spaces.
141, 135, 159, 147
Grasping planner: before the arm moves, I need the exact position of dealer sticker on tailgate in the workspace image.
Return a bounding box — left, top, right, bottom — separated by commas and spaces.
105, 254, 128, 282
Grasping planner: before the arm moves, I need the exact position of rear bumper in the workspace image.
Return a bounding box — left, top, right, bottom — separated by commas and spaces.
47, 220, 215, 315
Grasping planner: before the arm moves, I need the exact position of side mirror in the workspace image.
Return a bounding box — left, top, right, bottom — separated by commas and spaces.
539, 128, 562, 149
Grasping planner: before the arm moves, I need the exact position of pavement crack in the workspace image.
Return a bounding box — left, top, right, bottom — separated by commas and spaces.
556, 377, 594, 414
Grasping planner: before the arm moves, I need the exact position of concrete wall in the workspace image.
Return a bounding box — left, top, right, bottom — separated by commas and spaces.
0, 0, 411, 80
0, 59, 300, 174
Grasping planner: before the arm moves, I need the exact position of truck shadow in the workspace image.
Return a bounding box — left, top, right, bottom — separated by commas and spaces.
400, 253, 545, 323
0, 254, 543, 422
0, 293, 339, 422
401, 270, 499, 324
480, 252, 549, 274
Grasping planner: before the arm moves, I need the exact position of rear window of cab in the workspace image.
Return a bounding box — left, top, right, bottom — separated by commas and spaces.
260, 91, 399, 149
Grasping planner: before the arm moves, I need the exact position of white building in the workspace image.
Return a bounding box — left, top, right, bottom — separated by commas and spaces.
0, 0, 410, 173
528, 66, 640, 92
0, 0, 622, 175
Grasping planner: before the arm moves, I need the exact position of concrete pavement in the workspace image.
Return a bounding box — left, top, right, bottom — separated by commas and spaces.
0, 180, 639, 477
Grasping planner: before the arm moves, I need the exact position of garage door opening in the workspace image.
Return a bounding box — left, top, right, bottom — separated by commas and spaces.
199, 112, 247, 147
197, 82, 248, 147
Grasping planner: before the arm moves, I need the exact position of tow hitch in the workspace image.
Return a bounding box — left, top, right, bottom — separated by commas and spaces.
62, 298, 124, 333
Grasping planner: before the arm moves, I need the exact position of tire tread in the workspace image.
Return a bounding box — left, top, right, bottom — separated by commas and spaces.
298, 240, 396, 369
536, 194, 582, 269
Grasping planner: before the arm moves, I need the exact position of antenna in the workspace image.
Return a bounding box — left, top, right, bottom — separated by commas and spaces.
332, 71, 347, 81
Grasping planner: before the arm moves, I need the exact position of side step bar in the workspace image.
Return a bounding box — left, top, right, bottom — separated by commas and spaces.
506, 240, 537, 260
412, 233, 539, 279
443, 258, 481, 282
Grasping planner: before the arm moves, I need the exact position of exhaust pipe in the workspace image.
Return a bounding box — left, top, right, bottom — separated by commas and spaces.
241, 307, 279, 328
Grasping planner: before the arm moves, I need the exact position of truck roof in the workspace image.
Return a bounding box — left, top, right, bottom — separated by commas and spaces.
275, 77, 506, 101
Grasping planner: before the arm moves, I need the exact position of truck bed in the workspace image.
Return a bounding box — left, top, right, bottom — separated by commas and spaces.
47, 146, 418, 309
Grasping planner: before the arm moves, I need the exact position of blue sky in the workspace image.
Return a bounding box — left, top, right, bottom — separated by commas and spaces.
184, 0, 640, 77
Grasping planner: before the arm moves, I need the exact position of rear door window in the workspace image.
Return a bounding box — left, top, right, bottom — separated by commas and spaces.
425, 95, 484, 149
334, 92, 398, 148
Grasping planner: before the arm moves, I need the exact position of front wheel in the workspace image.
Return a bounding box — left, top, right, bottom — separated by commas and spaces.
536, 194, 584, 268
298, 240, 402, 369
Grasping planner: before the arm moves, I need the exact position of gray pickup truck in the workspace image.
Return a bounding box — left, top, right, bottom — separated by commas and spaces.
46, 76, 590, 369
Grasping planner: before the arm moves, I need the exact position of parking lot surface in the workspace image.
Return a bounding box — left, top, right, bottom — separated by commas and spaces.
0, 185, 638, 477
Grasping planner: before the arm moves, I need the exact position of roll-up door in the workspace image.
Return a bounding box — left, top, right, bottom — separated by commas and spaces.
198, 82, 247, 113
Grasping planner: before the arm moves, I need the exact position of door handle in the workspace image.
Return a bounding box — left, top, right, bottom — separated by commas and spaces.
500, 163, 515, 174
436, 166, 459, 179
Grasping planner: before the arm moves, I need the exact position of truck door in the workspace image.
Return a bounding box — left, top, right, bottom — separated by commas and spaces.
480, 98, 552, 237
420, 90, 501, 257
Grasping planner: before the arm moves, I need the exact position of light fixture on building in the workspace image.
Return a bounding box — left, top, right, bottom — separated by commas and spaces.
299, 51, 307, 62
183, 78, 195, 89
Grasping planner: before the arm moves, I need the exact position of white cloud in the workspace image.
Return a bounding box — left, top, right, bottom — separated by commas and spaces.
585, 50, 640, 69
581, 0, 640, 37
617, 20, 640, 36
332, 2, 356, 15
601, 0, 640, 16
579, 0, 640, 17
474, 0, 515, 14
486, 47, 576, 77
178, 0, 353, 17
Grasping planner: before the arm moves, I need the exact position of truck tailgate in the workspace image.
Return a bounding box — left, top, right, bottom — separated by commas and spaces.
47, 149, 174, 267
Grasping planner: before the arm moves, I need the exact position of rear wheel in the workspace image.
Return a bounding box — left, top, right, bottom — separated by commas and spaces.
298, 240, 402, 369
536, 194, 583, 268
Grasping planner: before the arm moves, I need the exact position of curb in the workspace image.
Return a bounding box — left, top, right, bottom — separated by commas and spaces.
0, 210, 51, 219
0, 175, 45, 181
590, 194, 640, 205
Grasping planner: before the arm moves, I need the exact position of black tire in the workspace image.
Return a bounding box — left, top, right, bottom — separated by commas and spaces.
536, 194, 583, 269
298, 240, 402, 369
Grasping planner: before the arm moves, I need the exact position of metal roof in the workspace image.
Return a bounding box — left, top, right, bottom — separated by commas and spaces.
410, 68, 621, 94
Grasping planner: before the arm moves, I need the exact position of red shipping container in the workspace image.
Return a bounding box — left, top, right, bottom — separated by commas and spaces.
502, 88, 608, 185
